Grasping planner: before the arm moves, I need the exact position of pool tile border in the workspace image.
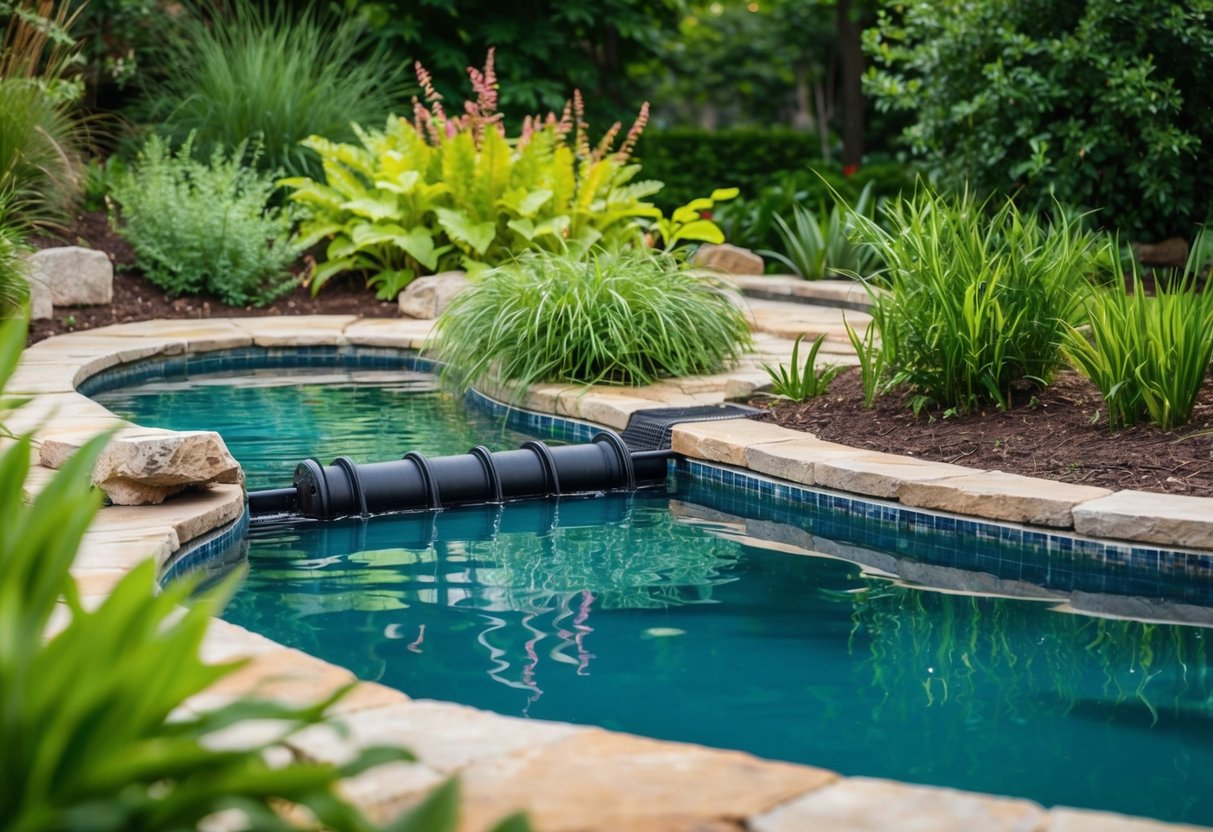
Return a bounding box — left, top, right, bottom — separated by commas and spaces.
17, 315, 1212, 831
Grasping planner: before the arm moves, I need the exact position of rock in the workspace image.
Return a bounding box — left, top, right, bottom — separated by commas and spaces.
29, 246, 113, 306
692, 243, 765, 275
40, 428, 243, 506
397, 272, 470, 319
1072, 489, 1213, 550
22, 264, 53, 320
1131, 237, 1189, 269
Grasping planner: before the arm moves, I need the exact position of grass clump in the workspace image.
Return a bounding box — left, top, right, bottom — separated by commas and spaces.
433, 248, 753, 391
1064, 237, 1213, 430
762, 334, 842, 402
109, 134, 300, 306
851, 186, 1107, 414
761, 182, 880, 280
0, 194, 30, 318
137, 0, 412, 178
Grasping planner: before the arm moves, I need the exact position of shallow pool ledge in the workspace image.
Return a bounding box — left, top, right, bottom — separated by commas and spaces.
18, 316, 1213, 831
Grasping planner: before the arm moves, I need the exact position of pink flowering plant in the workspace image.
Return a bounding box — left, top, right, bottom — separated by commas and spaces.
282, 50, 731, 298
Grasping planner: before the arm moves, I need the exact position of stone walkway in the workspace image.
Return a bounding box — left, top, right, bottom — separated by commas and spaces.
12, 292, 1213, 831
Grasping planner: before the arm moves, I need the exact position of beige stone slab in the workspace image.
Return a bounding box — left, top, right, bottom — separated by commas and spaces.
88, 484, 244, 547
574, 391, 661, 430
199, 618, 291, 663
289, 700, 584, 775
73, 528, 179, 569
6, 392, 127, 435
344, 317, 435, 350
813, 451, 981, 500
457, 729, 837, 832
899, 471, 1112, 529
68, 567, 143, 597
750, 777, 1045, 832
86, 318, 254, 351
1046, 807, 1210, 832
1073, 490, 1213, 550
338, 761, 447, 825
724, 368, 777, 399
6, 362, 82, 393
231, 315, 358, 346
746, 436, 860, 486
671, 418, 804, 466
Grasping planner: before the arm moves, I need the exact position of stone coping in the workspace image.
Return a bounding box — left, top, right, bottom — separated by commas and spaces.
16, 314, 1211, 831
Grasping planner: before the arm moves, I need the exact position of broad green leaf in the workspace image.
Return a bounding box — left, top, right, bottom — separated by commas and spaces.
709, 187, 740, 201
340, 195, 401, 222
670, 219, 725, 244
435, 207, 496, 256
391, 227, 439, 271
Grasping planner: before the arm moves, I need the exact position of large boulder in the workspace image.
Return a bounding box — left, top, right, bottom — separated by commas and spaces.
1132, 237, 1189, 269
398, 272, 471, 319
41, 428, 243, 505
29, 246, 113, 306
691, 243, 765, 276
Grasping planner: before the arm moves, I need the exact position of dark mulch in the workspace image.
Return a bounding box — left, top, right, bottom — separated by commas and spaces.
28, 212, 1213, 498
753, 369, 1213, 497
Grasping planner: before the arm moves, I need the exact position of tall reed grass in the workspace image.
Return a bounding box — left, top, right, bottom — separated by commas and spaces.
851, 186, 1108, 414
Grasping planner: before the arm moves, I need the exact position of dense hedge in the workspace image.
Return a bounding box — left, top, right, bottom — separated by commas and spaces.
635, 128, 824, 209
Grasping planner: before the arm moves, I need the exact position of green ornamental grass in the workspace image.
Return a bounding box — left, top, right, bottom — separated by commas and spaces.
1064, 239, 1213, 430
762, 333, 843, 402
432, 248, 753, 391
0, 194, 30, 318
137, 0, 412, 178
851, 186, 1107, 414
761, 182, 881, 280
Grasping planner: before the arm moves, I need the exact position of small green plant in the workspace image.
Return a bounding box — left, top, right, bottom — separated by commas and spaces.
432, 248, 753, 391
0, 1, 88, 228
843, 314, 884, 409
136, 0, 412, 178
761, 182, 880, 279
762, 333, 842, 402
0, 314, 531, 831
650, 188, 739, 251
851, 185, 1107, 414
1063, 235, 1213, 430
109, 134, 300, 306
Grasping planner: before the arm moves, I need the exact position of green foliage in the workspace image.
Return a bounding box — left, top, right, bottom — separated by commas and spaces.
110, 135, 300, 306
0, 313, 533, 832
863, 0, 1213, 239
331, 0, 683, 126
853, 185, 1107, 415
432, 248, 753, 391
1063, 240, 1213, 431
844, 313, 883, 409
283, 55, 727, 295
0, 1, 87, 228
713, 161, 914, 252
136, 0, 413, 178
0, 194, 29, 318
762, 333, 842, 402
651, 187, 738, 251
67, 0, 160, 94
761, 182, 880, 279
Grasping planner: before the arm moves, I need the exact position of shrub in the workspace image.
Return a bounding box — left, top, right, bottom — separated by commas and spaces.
0, 1, 87, 228
0, 314, 531, 831
109, 134, 300, 306
283, 52, 730, 298
760, 182, 880, 279
432, 248, 753, 391
136, 0, 413, 178
852, 185, 1108, 414
863, 0, 1213, 240
762, 334, 842, 402
1063, 239, 1213, 431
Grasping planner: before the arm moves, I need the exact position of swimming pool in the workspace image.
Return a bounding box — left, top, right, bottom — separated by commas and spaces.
94, 352, 1213, 825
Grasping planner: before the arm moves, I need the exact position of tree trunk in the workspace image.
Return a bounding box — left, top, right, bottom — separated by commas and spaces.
837, 0, 865, 166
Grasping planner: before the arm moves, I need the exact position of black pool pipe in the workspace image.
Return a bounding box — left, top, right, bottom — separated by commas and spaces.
247, 429, 673, 521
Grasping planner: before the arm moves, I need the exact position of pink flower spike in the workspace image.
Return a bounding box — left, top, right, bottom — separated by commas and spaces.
617, 101, 650, 161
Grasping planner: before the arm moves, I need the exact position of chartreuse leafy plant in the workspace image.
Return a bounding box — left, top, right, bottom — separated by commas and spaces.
432, 248, 752, 391
110, 134, 300, 306
1063, 235, 1213, 431
850, 185, 1107, 415
762, 182, 880, 280
762, 334, 842, 402
282, 51, 731, 298
0, 315, 531, 832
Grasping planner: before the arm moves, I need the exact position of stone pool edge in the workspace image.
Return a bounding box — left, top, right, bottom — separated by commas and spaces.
14, 315, 1212, 832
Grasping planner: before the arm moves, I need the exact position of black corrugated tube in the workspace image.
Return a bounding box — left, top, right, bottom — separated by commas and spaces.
247, 430, 673, 521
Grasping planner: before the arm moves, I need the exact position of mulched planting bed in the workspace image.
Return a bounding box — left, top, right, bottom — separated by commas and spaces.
28, 211, 1213, 498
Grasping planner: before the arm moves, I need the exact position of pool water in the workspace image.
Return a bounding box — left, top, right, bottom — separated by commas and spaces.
98, 370, 1213, 825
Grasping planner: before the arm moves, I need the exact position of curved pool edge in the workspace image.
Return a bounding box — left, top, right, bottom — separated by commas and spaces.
15, 316, 1213, 831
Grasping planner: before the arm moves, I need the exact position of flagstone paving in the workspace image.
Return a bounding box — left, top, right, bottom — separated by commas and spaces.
14, 300, 1212, 831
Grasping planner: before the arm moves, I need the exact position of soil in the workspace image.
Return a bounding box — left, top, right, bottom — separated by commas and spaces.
28, 212, 1213, 498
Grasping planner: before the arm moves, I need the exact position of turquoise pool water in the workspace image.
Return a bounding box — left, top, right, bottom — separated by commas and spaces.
96, 368, 1213, 825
